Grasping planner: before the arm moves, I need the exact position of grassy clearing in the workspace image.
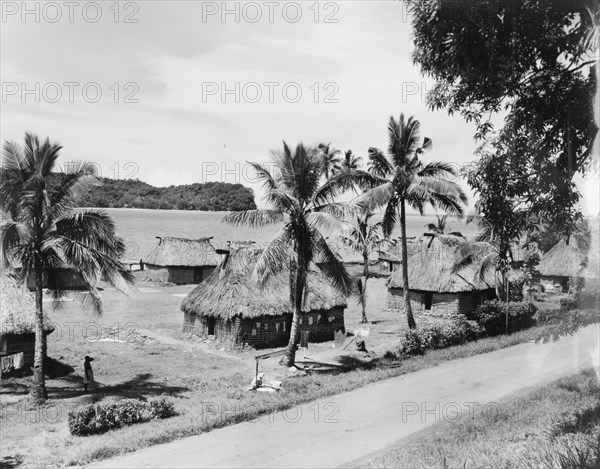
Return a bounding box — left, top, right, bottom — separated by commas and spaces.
0, 278, 556, 467
0, 323, 541, 468
348, 368, 600, 469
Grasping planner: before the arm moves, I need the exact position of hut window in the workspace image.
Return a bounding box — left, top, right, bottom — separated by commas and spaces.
308, 316, 313, 326
276, 323, 280, 332
264, 323, 268, 330
328, 315, 333, 322
299, 319, 302, 325
424, 293, 433, 311
283, 322, 286, 332
256, 322, 261, 328
252, 329, 257, 336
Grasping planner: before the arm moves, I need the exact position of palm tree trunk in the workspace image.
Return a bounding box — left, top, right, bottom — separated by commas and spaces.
400, 199, 416, 329
361, 250, 369, 323
29, 257, 47, 404
281, 262, 306, 367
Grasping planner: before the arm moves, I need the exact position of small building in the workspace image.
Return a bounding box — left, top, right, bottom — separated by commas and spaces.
144, 237, 220, 285
1, 275, 54, 374
387, 236, 496, 316
536, 238, 589, 292
180, 246, 347, 349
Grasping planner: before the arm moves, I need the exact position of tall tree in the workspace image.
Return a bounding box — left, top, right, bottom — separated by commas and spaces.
340, 210, 386, 323
337, 150, 363, 173
0, 133, 135, 404
406, 0, 598, 232
317, 143, 342, 181
425, 214, 449, 234
360, 114, 467, 329
223, 142, 354, 366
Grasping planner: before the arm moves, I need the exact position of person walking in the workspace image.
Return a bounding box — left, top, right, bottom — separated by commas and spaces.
83, 356, 95, 392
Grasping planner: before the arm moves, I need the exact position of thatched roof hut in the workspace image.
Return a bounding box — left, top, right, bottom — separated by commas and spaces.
386, 236, 497, 316
387, 236, 496, 293
1, 274, 54, 371
537, 238, 588, 279
143, 237, 220, 284
379, 238, 420, 269
180, 246, 347, 348
145, 237, 219, 267
1, 274, 54, 336
181, 246, 346, 320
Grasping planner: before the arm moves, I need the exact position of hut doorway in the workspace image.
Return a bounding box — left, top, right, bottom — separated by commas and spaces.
424, 292, 433, 311
207, 317, 216, 336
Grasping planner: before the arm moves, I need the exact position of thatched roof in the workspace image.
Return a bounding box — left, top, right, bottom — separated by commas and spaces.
1, 274, 54, 335
180, 246, 347, 320
144, 237, 220, 267
379, 238, 420, 263
387, 235, 496, 293
537, 238, 589, 278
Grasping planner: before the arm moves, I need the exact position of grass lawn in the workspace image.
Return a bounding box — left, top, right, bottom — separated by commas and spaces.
0, 277, 558, 467
348, 368, 600, 469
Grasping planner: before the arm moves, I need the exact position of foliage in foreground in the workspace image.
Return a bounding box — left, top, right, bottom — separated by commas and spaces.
68, 397, 176, 436
395, 302, 538, 357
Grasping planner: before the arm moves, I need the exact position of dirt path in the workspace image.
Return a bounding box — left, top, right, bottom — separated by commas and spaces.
88, 325, 599, 469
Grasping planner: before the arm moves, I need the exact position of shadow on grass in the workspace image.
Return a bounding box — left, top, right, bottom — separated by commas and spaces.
0, 455, 24, 469
46, 373, 190, 403
46, 356, 75, 378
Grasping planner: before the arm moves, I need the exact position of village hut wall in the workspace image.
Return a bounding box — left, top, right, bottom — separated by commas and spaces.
145, 265, 215, 284
387, 288, 495, 316
183, 307, 345, 349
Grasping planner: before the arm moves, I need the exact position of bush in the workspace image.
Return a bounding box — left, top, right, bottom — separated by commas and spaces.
396, 318, 479, 358
68, 397, 176, 436
498, 276, 526, 302
397, 329, 426, 357
475, 300, 537, 336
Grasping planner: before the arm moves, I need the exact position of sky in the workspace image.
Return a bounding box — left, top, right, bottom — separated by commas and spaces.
1, 0, 598, 215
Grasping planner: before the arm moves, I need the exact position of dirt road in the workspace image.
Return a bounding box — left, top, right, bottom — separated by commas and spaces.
88, 325, 599, 468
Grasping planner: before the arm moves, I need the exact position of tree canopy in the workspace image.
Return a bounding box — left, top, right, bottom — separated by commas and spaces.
406, 0, 598, 232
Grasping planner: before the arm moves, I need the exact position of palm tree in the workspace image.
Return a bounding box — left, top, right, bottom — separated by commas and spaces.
425, 214, 448, 234
317, 143, 342, 180
223, 142, 354, 366
0, 133, 134, 404
340, 210, 386, 323
359, 114, 467, 329
336, 150, 362, 173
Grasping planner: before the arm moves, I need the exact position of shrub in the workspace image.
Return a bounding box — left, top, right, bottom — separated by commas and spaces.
475, 300, 537, 336
397, 329, 426, 358
68, 397, 176, 436
396, 318, 479, 357
147, 396, 176, 419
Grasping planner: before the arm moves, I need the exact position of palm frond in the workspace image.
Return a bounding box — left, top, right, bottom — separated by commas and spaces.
313, 229, 353, 296
306, 211, 348, 233
357, 182, 395, 213
382, 196, 399, 238
367, 147, 393, 179
417, 161, 457, 179
222, 210, 284, 228
253, 225, 293, 286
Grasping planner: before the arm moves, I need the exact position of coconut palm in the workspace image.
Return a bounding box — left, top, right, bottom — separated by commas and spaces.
317, 143, 342, 180
359, 114, 468, 329
336, 150, 362, 173
0, 133, 134, 404
340, 210, 386, 323
223, 142, 354, 366
425, 214, 449, 234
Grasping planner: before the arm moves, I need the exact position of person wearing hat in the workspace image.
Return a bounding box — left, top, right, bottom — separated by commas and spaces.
83, 356, 95, 393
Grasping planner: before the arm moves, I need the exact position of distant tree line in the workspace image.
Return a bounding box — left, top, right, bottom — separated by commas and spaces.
50, 176, 257, 211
